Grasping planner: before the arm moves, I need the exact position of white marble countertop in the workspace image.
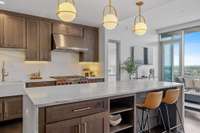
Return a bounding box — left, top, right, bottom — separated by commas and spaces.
24, 80, 183, 107
0, 81, 25, 97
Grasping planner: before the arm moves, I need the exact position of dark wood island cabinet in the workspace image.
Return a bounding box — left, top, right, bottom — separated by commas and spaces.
39, 99, 109, 133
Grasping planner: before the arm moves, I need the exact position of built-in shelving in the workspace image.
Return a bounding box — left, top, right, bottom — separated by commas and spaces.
109, 96, 135, 133
110, 123, 133, 133
110, 107, 133, 114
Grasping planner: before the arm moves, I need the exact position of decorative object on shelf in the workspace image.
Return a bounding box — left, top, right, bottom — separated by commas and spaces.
133, 0, 147, 36
121, 57, 137, 80
57, 0, 77, 22
103, 0, 118, 30
29, 70, 42, 80
109, 114, 122, 126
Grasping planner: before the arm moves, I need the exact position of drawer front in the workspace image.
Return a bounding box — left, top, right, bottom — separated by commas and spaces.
4, 96, 22, 120
26, 81, 56, 88
0, 99, 3, 121
46, 99, 108, 123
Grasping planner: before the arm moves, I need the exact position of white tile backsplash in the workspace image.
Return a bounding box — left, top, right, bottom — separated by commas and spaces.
0, 49, 82, 81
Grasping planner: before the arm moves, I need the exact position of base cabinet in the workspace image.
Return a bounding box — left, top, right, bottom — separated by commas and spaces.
4, 96, 22, 121
81, 112, 109, 133
0, 99, 3, 121
45, 112, 108, 133
39, 99, 108, 133
0, 96, 22, 122
46, 118, 80, 133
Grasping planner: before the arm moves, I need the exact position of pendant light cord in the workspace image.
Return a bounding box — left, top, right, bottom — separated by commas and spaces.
109, 0, 112, 13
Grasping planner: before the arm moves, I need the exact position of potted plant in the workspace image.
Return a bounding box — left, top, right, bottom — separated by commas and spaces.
121, 57, 137, 80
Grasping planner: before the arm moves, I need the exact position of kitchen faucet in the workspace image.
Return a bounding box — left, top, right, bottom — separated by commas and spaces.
1, 61, 8, 82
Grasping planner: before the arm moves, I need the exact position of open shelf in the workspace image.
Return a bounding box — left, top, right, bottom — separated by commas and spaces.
110, 123, 133, 133
110, 107, 133, 114
109, 96, 135, 133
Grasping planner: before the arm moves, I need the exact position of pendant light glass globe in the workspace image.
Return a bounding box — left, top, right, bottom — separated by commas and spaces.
133, 0, 147, 36
133, 16, 147, 36
103, 1, 118, 30
57, 0, 77, 22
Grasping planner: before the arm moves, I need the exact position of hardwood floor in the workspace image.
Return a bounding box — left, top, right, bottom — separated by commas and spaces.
185, 109, 200, 133
0, 110, 199, 133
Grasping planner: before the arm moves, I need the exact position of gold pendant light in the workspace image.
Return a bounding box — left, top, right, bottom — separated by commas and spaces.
133, 0, 147, 36
103, 0, 118, 30
57, 0, 77, 22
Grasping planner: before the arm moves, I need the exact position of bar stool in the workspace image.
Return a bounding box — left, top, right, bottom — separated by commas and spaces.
162, 88, 185, 133
137, 91, 167, 133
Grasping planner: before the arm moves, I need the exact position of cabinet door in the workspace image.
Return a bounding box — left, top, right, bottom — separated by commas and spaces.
46, 118, 81, 133
4, 96, 22, 121
3, 14, 26, 48
0, 99, 3, 121
39, 21, 51, 61
79, 28, 99, 62
81, 112, 109, 133
26, 18, 40, 61
0, 14, 3, 46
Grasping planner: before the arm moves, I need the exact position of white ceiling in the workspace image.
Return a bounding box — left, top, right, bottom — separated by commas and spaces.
0, 0, 172, 27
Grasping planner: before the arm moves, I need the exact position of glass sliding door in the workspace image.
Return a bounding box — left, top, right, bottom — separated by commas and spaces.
161, 33, 182, 81
162, 44, 173, 81
184, 28, 200, 78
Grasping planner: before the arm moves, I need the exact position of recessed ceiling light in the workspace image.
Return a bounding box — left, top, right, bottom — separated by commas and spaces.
0, 1, 5, 5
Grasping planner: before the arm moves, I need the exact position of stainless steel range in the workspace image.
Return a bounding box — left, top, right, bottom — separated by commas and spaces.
50, 75, 89, 85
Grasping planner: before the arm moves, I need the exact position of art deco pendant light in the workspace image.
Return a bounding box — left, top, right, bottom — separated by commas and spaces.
133, 0, 147, 36
103, 0, 118, 30
57, 0, 77, 22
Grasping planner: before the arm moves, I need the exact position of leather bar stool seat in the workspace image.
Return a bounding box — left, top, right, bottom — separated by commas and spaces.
137, 91, 167, 133
162, 88, 185, 133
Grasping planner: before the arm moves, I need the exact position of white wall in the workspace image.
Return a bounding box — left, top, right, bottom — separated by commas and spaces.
0, 49, 82, 81
104, 18, 159, 80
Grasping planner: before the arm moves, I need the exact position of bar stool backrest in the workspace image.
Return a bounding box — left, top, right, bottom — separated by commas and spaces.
144, 91, 163, 110
162, 88, 180, 105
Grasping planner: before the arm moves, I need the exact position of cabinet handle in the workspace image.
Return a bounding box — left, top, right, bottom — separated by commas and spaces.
78, 124, 81, 133
84, 123, 87, 133
73, 107, 91, 112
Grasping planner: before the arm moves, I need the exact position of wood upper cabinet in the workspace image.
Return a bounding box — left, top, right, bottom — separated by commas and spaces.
26, 18, 51, 61
26, 18, 40, 61
53, 22, 83, 37
2, 14, 26, 48
46, 118, 81, 133
0, 99, 3, 121
79, 28, 99, 62
4, 96, 22, 121
0, 14, 3, 46
81, 112, 109, 133
39, 21, 51, 61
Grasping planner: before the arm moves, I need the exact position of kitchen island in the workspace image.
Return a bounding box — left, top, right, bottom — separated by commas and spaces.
23, 80, 183, 133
